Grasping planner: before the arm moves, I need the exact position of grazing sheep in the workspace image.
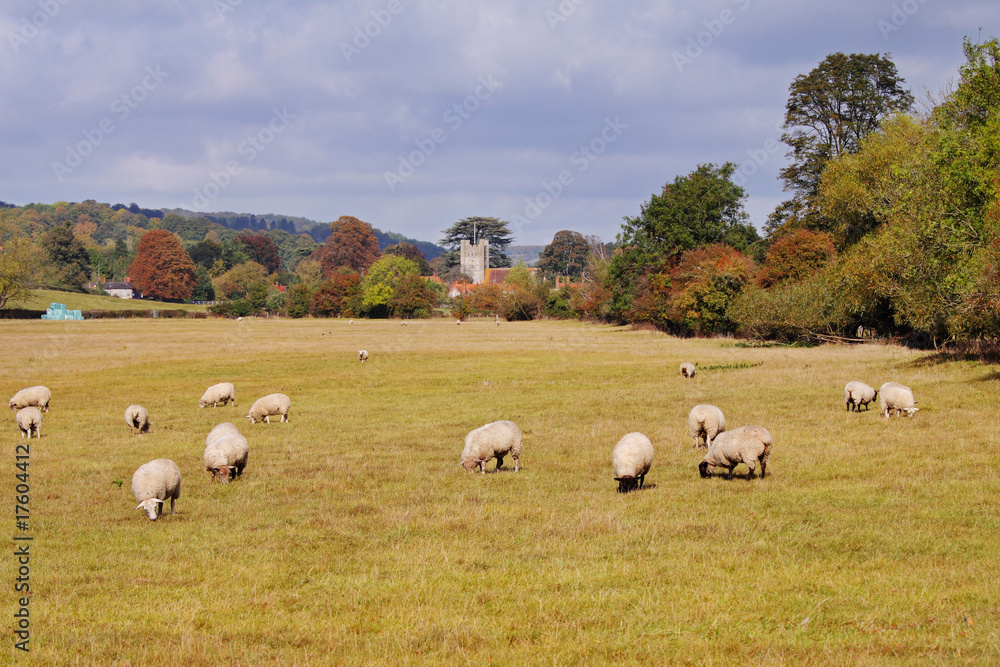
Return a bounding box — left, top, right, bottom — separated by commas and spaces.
200, 382, 236, 408
699, 425, 772, 480
612, 432, 654, 493
844, 381, 878, 412
203, 432, 249, 483
9, 386, 51, 412
680, 362, 697, 378
131, 459, 181, 521
401, 320, 408, 326
246, 393, 291, 424
879, 382, 918, 418
459, 420, 522, 473
15, 407, 42, 439
124, 404, 151, 434
688, 404, 726, 448
359, 349, 369, 363
206, 421, 242, 445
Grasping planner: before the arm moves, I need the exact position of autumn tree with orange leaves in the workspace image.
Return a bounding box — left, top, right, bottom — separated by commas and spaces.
128, 230, 197, 301
310, 216, 381, 277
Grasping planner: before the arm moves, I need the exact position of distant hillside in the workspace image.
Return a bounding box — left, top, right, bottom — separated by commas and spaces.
161, 208, 444, 259
507, 245, 545, 267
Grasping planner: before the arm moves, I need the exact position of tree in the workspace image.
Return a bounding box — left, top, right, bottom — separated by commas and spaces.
359, 255, 419, 318
389, 274, 437, 318
311, 269, 361, 317
128, 230, 198, 301
188, 239, 222, 270
286, 283, 313, 318
607, 163, 758, 317
0, 238, 33, 309
756, 229, 836, 287
40, 222, 91, 289
384, 242, 432, 275
190, 265, 216, 302
215, 261, 269, 300
310, 216, 381, 276
439, 217, 514, 269
236, 233, 283, 274
778, 52, 913, 232
536, 230, 590, 279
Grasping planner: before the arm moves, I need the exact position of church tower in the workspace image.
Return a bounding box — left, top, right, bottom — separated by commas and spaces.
460, 239, 489, 284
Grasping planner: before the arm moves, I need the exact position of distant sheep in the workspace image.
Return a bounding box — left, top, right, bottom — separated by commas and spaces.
131, 459, 181, 521
200, 382, 236, 408
680, 362, 697, 378
15, 407, 42, 439
9, 386, 51, 412
879, 382, 918, 418
359, 350, 369, 363
124, 404, 150, 434
203, 432, 249, 483
688, 404, 726, 449
459, 420, 522, 473
612, 432, 654, 493
844, 381, 878, 412
699, 425, 772, 480
246, 393, 291, 424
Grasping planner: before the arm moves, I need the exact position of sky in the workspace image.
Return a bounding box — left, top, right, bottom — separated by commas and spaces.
1, 1, 997, 247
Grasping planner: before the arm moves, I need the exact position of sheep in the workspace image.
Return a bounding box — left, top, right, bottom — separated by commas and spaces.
203, 432, 249, 483
131, 459, 181, 521
200, 382, 236, 408
246, 393, 291, 424
612, 432, 654, 493
879, 382, 919, 418
9, 386, 51, 412
15, 407, 42, 439
124, 404, 150, 434
359, 349, 369, 363
459, 420, 522, 473
699, 425, 772, 480
844, 381, 878, 412
206, 421, 242, 445
688, 404, 726, 449
680, 362, 697, 378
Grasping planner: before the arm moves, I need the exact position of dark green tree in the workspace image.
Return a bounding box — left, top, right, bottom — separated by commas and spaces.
40, 222, 90, 289
777, 52, 913, 233
439, 217, 514, 269
536, 230, 590, 279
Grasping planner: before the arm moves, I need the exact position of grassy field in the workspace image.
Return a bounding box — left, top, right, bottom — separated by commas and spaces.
2, 317, 999, 665
20, 289, 208, 312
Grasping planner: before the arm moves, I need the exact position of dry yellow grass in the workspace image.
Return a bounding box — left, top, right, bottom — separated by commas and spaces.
2, 317, 999, 665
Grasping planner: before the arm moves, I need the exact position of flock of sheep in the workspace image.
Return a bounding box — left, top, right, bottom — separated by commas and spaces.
8, 354, 922, 515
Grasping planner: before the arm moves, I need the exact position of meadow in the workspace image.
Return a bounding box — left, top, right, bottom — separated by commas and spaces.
20, 289, 209, 313
2, 317, 999, 665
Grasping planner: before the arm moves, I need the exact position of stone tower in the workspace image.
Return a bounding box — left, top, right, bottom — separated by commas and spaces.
460, 239, 489, 284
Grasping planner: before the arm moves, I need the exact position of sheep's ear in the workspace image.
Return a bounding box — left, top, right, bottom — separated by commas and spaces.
134, 503, 144, 511
153, 499, 164, 504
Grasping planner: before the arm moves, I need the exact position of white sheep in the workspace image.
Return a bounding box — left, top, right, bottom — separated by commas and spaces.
15, 407, 42, 439
124, 404, 150, 435
612, 432, 654, 493
879, 382, 918, 418
699, 425, 772, 480
200, 382, 236, 408
459, 420, 522, 473
9, 386, 51, 412
844, 381, 878, 412
131, 459, 181, 521
246, 393, 291, 424
359, 349, 369, 363
206, 421, 242, 445
203, 432, 249, 483
680, 362, 697, 378
688, 404, 726, 449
